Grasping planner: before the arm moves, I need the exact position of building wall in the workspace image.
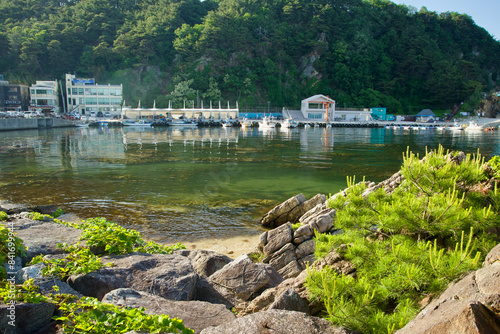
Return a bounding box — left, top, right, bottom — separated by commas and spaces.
65, 74, 122, 116
0, 83, 29, 112
30, 80, 60, 113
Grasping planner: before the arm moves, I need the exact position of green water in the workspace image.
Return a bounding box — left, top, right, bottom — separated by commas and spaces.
1, 125, 499, 244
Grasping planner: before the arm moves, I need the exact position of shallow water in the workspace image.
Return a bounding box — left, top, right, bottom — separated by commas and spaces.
0, 125, 499, 244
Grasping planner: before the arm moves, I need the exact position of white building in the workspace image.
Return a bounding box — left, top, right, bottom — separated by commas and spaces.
30, 80, 60, 113
65, 74, 122, 116
296, 94, 372, 122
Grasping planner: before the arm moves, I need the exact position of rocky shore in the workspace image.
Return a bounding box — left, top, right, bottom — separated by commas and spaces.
2, 161, 500, 333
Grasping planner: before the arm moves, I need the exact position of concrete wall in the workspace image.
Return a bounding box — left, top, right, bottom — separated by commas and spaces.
0, 118, 74, 131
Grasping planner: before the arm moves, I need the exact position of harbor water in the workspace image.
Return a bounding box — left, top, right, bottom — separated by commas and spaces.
0, 125, 499, 245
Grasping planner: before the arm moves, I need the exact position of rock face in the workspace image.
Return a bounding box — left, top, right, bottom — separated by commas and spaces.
207, 254, 283, 306
102, 288, 236, 333
199, 309, 355, 334
9, 218, 82, 265
68, 252, 197, 301
396, 246, 500, 334
0, 302, 56, 334
258, 197, 336, 279
260, 193, 325, 228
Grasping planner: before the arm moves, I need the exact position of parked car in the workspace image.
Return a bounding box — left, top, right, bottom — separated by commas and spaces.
97, 111, 103, 117
104, 112, 111, 117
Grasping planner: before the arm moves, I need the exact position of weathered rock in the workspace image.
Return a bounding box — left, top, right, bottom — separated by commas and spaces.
268, 288, 310, 314
262, 223, 293, 255
260, 194, 326, 228
194, 277, 233, 309
199, 309, 355, 334
207, 254, 283, 305
0, 302, 56, 334
483, 242, 500, 266
35, 205, 59, 216
295, 239, 315, 259
10, 220, 81, 265
68, 252, 197, 301
260, 193, 307, 228
102, 288, 236, 334
396, 262, 500, 334
15, 263, 45, 284
187, 249, 233, 279
235, 269, 317, 317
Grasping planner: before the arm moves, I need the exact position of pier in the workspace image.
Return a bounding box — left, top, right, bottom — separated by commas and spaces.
121, 101, 239, 121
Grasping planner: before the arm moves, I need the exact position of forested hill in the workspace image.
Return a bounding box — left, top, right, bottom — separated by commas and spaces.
1, 0, 499, 114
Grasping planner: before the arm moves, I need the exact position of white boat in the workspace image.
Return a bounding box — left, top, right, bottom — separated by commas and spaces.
222, 120, 232, 127
445, 122, 464, 131
240, 118, 252, 128
75, 122, 89, 128
122, 119, 152, 127
465, 121, 483, 131
281, 118, 298, 128
168, 119, 198, 127
258, 116, 276, 129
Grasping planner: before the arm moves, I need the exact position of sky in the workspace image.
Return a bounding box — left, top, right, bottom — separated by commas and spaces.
392, 0, 500, 41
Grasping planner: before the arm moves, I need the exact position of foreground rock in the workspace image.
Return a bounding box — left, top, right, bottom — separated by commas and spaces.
258, 198, 336, 279
396, 244, 500, 334
260, 193, 325, 228
103, 288, 236, 333
69, 252, 197, 301
207, 254, 283, 306
199, 309, 356, 334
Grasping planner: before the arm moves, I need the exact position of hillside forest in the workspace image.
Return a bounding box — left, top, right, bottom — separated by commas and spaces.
1, 0, 499, 114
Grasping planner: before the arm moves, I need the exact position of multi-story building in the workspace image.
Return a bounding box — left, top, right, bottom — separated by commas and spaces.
65, 74, 122, 116
0, 75, 29, 112
30, 80, 60, 113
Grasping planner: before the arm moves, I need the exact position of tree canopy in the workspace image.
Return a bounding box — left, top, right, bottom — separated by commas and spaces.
1, 0, 499, 113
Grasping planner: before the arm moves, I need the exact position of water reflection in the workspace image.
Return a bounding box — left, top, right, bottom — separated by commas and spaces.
1, 126, 500, 243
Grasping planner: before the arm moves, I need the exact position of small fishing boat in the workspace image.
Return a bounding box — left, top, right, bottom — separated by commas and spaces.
445, 122, 464, 131
240, 118, 252, 128
222, 120, 232, 127
75, 122, 89, 128
168, 119, 198, 127
464, 121, 483, 131
258, 116, 276, 129
122, 119, 152, 127
281, 118, 298, 128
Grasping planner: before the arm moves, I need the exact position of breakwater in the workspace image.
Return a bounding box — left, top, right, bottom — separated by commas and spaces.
0, 118, 75, 131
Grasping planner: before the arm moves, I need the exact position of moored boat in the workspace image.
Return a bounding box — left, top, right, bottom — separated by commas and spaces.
258, 116, 276, 129
122, 119, 152, 127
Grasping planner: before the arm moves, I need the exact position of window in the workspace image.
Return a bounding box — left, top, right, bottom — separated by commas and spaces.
78, 88, 84, 95
308, 113, 323, 119
86, 97, 97, 105
85, 88, 97, 95
98, 98, 109, 105
110, 98, 121, 105
97, 88, 108, 95
72, 88, 78, 95
308, 103, 323, 109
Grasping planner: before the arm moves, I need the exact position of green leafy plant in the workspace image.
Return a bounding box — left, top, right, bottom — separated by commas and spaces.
77, 217, 185, 255
0, 225, 26, 279
30, 243, 105, 280
0, 211, 7, 221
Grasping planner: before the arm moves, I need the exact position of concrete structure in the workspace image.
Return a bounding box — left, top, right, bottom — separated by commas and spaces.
284, 94, 373, 122
30, 80, 60, 113
121, 100, 239, 120
0, 118, 74, 131
0, 75, 29, 112
65, 74, 122, 117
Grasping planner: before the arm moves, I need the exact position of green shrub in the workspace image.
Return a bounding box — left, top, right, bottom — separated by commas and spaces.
0, 225, 26, 279
0, 211, 7, 221
307, 146, 500, 333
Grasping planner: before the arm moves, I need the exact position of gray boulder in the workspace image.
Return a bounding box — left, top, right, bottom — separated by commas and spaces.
68, 252, 197, 301
396, 261, 500, 333
187, 249, 233, 278
260, 194, 325, 228
103, 288, 236, 334
0, 302, 56, 334
207, 254, 283, 305
199, 309, 355, 334
10, 220, 81, 265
